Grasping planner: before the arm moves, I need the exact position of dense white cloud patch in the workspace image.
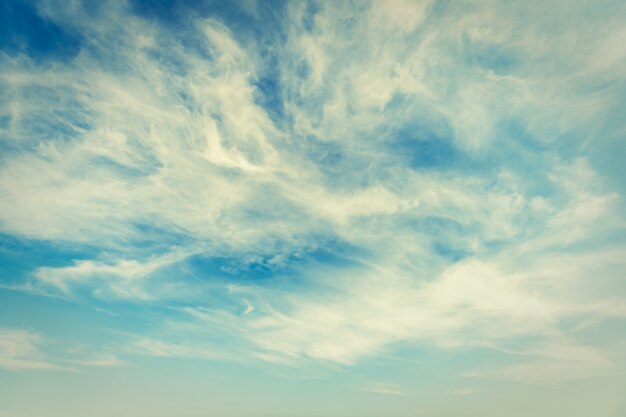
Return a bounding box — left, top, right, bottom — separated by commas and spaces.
1, 0, 625, 382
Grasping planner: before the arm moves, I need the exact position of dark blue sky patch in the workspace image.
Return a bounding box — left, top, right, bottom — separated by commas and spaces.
300, 0, 320, 33
186, 253, 293, 283
129, 0, 198, 30
184, 237, 365, 285
479, 238, 509, 254
185, 254, 275, 283
432, 241, 467, 262
129, 0, 286, 41
0, 234, 93, 284
253, 66, 285, 123
410, 215, 466, 234
400, 215, 469, 241
398, 134, 458, 169
0, 0, 82, 60
295, 58, 311, 80
0, 114, 9, 130
381, 95, 496, 174
0, 228, 190, 288
462, 36, 519, 75
387, 126, 462, 170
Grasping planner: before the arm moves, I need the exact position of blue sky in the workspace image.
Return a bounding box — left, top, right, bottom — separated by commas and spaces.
1, 0, 626, 416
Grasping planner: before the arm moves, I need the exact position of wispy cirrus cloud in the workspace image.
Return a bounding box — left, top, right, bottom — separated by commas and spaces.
0, 329, 61, 371
361, 382, 411, 396
0, 0, 625, 386
0, 328, 122, 372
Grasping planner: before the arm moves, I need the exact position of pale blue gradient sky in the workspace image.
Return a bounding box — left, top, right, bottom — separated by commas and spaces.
1, 0, 625, 416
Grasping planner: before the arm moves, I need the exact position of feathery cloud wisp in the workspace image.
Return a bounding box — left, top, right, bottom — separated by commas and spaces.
0, 0, 625, 389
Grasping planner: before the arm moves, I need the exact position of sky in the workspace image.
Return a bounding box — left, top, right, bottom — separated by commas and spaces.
0, 0, 626, 416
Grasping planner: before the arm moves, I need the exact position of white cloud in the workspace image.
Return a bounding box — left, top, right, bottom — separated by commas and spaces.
68, 353, 123, 367
0, 329, 63, 371
32, 251, 190, 300
133, 338, 225, 361
0, 329, 122, 372
467, 342, 616, 385
361, 382, 411, 396
0, 0, 624, 373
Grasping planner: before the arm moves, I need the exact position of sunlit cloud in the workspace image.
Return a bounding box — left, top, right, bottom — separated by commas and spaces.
0, 3, 625, 413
